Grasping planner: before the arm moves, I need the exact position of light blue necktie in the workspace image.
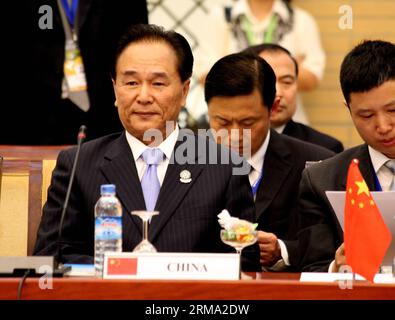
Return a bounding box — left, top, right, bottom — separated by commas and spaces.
141, 148, 164, 211
384, 160, 395, 191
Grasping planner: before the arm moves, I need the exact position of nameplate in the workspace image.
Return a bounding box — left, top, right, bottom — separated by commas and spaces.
103, 252, 240, 280
300, 272, 395, 284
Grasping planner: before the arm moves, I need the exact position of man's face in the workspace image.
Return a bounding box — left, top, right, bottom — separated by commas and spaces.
208, 89, 270, 157
113, 41, 190, 144
349, 80, 395, 159
259, 51, 297, 127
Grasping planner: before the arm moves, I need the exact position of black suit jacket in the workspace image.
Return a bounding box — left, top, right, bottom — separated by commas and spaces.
255, 130, 335, 266
33, 131, 260, 271
2, 0, 148, 144
283, 120, 344, 153
296, 144, 375, 271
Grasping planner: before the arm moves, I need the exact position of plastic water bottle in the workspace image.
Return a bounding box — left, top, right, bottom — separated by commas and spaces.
94, 184, 122, 277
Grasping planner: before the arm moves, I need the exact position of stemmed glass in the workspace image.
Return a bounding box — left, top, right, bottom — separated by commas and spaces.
132, 210, 159, 253
220, 229, 258, 256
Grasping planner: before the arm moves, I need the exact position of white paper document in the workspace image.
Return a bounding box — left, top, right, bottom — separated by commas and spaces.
325, 191, 395, 266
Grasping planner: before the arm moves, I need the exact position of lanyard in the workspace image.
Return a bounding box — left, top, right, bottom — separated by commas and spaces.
240, 14, 278, 45
251, 171, 264, 197
264, 14, 278, 43
57, 0, 79, 41
61, 0, 79, 27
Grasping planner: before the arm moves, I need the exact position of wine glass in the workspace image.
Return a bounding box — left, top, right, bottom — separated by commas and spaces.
220, 229, 257, 278
132, 210, 159, 253
220, 229, 258, 256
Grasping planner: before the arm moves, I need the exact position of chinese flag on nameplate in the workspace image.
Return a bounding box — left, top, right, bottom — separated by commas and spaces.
344, 159, 392, 282
107, 257, 138, 276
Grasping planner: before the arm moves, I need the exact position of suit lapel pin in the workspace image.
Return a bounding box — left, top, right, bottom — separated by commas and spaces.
179, 170, 192, 183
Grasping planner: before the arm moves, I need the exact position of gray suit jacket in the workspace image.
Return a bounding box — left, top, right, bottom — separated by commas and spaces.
296, 144, 376, 271
34, 131, 260, 271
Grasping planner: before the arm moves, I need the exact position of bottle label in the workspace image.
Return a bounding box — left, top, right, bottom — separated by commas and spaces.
95, 216, 122, 240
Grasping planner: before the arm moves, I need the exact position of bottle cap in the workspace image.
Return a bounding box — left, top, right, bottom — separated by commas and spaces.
100, 184, 116, 195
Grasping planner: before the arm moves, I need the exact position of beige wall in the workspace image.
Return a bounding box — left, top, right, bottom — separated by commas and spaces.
295, 0, 395, 148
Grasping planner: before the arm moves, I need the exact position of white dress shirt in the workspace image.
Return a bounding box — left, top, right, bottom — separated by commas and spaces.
221, 0, 326, 80
247, 130, 270, 188
125, 126, 179, 186
368, 146, 395, 191
273, 123, 286, 134
196, 0, 325, 124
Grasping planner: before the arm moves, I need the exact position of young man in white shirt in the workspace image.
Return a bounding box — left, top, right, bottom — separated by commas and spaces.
295, 40, 395, 272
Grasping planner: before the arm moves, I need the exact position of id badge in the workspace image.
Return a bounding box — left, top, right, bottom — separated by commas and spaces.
64, 39, 88, 92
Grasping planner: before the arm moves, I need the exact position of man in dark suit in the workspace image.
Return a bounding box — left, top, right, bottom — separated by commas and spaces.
2, 0, 148, 145
205, 52, 334, 271
282, 119, 344, 153
296, 40, 395, 272
244, 44, 344, 153
33, 24, 260, 271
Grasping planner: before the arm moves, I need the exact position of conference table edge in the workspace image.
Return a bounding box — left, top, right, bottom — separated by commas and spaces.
1, 276, 394, 300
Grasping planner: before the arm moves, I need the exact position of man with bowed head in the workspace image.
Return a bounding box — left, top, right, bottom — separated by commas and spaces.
205, 52, 334, 271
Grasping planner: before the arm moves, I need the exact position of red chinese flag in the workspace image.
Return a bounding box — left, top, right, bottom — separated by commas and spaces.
344, 159, 392, 282
107, 257, 138, 275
